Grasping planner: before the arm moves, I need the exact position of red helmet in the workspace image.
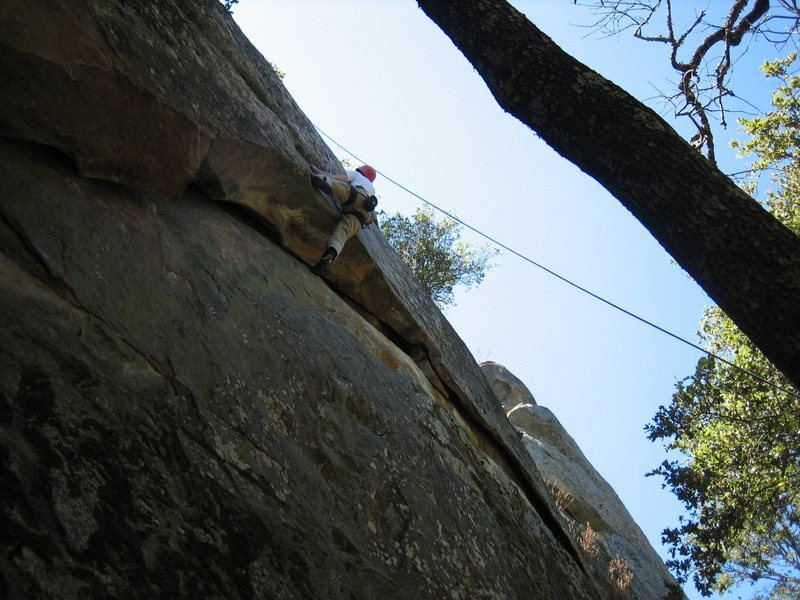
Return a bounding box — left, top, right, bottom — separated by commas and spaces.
357, 165, 377, 182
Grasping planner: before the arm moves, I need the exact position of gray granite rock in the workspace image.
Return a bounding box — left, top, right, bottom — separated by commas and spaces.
481, 363, 686, 600
0, 1, 672, 598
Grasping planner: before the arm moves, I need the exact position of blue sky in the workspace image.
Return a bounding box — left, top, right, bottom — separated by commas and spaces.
231, 2, 783, 598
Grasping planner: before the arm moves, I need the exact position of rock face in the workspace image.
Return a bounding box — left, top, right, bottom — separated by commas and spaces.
481, 362, 685, 600
0, 1, 681, 598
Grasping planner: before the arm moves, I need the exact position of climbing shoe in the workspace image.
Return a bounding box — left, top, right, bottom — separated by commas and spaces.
311, 248, 337, 275
310, 174, 333, 194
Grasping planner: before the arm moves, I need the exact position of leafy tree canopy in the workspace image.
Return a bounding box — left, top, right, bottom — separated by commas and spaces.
648, 53, 800, 599
379, 206, 498, 309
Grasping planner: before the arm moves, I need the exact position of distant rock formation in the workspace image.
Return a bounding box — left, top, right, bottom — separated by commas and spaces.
0, 1, 682, 598
481, 361, 685, 600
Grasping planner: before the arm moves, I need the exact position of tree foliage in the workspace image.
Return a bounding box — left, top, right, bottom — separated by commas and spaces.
379, 206, 498, 309
647, 54, 800, 599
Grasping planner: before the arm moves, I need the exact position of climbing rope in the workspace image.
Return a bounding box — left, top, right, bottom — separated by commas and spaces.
313, 125, 800, 400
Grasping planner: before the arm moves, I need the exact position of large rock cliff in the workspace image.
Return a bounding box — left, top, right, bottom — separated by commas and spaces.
481, 362, 684, 600
0, 1, 683, 598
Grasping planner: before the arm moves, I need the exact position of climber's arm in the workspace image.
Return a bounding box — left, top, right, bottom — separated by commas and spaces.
310, 165, 350, 183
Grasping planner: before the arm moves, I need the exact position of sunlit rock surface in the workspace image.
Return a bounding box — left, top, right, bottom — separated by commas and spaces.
1, 1, 682, 598
481, 361, 686, 600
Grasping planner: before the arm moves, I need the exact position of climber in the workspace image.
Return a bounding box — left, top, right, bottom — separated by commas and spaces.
309, 164, 378, 275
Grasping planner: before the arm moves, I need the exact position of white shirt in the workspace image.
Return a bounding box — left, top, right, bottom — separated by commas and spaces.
347, 169, 375, 196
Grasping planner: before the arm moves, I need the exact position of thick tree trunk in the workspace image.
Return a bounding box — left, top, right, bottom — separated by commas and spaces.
417, 0, 800, 391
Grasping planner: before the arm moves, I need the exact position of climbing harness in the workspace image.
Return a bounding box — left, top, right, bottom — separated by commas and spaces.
310, 172, 377, 227
341, 184, 378, 227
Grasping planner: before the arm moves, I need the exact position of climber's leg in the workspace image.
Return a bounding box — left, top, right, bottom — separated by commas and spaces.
327, 213, 361, 256
311, 214, 361, 275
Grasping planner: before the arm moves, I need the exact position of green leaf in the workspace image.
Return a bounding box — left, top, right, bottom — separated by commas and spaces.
379, 206, 498, 309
